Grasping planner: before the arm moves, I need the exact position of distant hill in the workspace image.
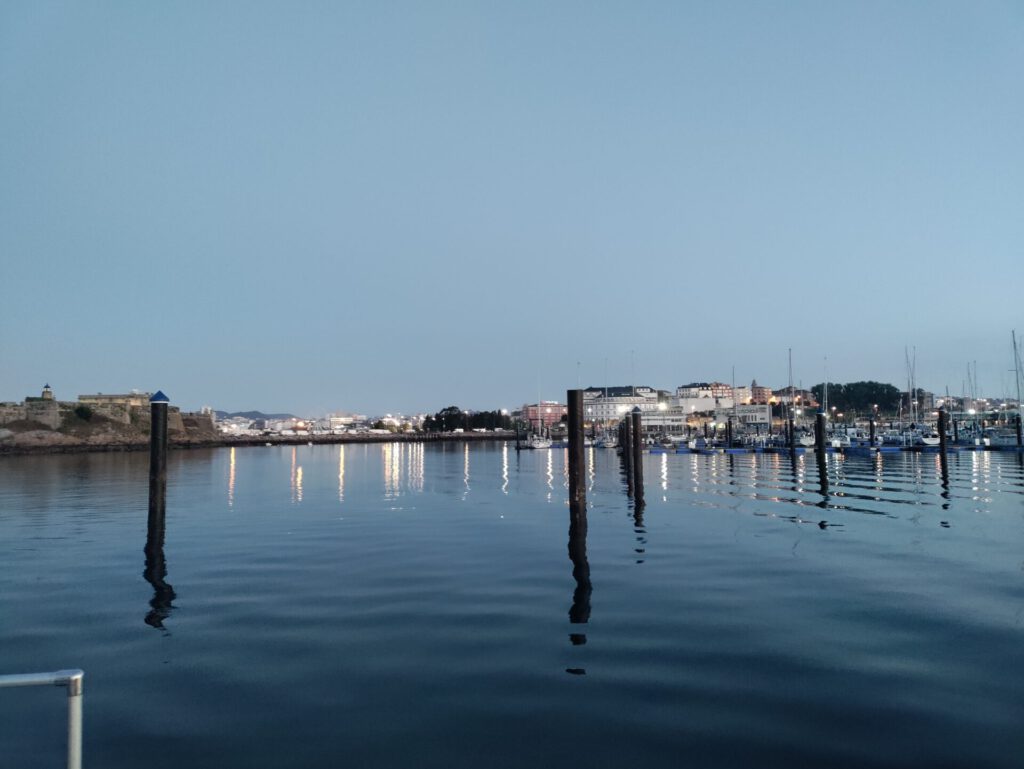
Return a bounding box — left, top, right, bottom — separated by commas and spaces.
215, 410, 297, 421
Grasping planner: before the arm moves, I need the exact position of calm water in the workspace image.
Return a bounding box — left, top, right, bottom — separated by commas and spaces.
2, 444, 1024, 768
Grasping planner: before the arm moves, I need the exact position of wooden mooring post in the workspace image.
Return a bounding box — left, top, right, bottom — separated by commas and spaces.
145, 390, 174, 630
815, 410, 827, 453
631, 407, 644, 506
622, 416, 634, 497
567, 390, 586, 507
938, 407, 948, 456
149, 391, 169, 485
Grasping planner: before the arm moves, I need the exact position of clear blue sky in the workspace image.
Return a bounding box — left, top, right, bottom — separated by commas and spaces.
2, 1, 1022, 415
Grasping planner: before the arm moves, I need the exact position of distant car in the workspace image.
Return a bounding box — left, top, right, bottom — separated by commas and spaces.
452, 428, 464, 433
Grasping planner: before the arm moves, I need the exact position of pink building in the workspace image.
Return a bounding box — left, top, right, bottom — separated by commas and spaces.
521, 401, 567, 430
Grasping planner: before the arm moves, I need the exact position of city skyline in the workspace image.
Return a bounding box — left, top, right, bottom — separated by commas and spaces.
2, 2, 1022, 414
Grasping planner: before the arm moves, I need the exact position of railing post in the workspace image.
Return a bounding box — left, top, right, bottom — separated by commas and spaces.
0, 669, 83, 769
63, 669, 83, 769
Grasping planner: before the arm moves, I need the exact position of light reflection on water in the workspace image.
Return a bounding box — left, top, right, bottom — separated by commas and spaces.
1, 444, 1024, 769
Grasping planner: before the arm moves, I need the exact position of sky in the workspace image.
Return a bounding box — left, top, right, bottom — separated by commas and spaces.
2, 1, 1022, 416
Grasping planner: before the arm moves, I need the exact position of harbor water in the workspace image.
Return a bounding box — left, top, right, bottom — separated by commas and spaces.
2, 443, 1023, 768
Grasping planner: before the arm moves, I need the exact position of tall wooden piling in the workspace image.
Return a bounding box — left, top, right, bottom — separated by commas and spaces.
567, 390, 586, 507
938, 408, 948, 456
149, 391, 169, 484
952, 418, 959, 444
622, 416, 634, 497
145, 390, 174, 629
815, 410, 827, 452
788, 414, 795, 452
869, 417, 876, 447
1016, 413, 1023, 448
631, 407, 644, 504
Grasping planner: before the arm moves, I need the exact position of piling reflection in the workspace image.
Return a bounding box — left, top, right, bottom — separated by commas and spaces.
143, 476, 175, 631
939, 452, 951, 510
815, 451, 829, 509
633, 490, 646, 564
567, 498, 591, 653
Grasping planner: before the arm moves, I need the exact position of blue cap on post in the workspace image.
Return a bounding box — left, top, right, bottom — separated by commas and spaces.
150, 391, 170, 404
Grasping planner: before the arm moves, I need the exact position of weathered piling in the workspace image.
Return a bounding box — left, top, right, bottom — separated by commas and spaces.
149, 391, 169, 483
815, 410, 827, 452
567, 390, 586, 507
726, 418, 733, 448
631, 407, 644, 504
788, 414, 795, 452
1016, 413, 1023, 448
622, 416, 634, 497
952, 418, 959, 444
869, 417, 876, 446
938, 408, 948, 455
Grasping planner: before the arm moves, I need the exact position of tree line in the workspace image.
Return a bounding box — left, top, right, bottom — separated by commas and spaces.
809, 381, 902, 413
422, 406, 514, 432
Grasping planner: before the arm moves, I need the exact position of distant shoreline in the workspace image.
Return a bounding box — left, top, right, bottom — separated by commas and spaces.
0, 431, 518, 457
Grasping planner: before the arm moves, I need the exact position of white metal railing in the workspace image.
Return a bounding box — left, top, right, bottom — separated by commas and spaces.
0, 669, 83, 769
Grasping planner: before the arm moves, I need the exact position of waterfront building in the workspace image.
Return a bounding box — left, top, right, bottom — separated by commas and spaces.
750, 380, 773, 404
582, 385, 661, 424
521, 401, 567, 431
522, 401, 567, 430
715, 404, 771, 426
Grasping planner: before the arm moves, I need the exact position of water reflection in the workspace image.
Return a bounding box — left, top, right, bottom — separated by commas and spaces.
383, 444, 401, 498
501, 443, 509, 495
338, 445, 345, 503
463, 443, 471, 498
410, 443, 424, 493
143, 476, 175, 632
290, 447, 300, 503
587, 446, 595, 493
227, 446, 236, 507
660, 452, 668, 500
567, 499, 591, 655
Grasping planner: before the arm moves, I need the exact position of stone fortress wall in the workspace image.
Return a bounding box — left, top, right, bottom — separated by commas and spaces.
0, 386, 210, 435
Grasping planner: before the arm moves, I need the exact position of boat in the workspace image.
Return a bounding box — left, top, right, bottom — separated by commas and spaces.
981, 427, 1018, 447
596, 433, 618, 449
527, 434, 552, 450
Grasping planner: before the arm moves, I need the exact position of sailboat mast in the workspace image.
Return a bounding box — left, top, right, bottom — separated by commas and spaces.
1013, 330, 1022, 419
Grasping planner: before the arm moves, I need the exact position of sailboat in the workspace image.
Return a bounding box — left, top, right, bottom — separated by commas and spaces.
528, 392, 552, 449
